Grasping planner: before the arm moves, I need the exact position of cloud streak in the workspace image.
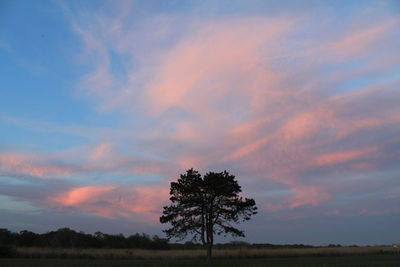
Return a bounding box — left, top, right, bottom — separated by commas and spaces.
1, 1, 399, 241
51, 184, 168, 223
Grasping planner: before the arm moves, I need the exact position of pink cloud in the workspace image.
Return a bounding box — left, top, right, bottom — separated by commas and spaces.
144, 17, 293, 115
0, 145, 174, 181
3, 11, 398, 219
51, 184, 169, 223
227, 134, 275, 161
289, 185, 331, 208
329, 18, 399, 57
52, 185, 115, 206
264, 184, 331, 212
279, 108, 336, 143
179, 156, 203, 170
0, 152, 75, 178
314, 147, 377, 166
112, 186, 168, 219
89, 143, 113, 161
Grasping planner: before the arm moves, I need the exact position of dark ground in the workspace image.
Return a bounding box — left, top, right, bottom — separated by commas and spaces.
1, 254, 399, 267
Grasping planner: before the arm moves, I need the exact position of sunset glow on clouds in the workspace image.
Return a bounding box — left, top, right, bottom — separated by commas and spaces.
51, 184, 167, 222
0, 0, 399, 244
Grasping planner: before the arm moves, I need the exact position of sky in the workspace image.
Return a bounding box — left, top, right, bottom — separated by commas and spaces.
0, 0, 399, 245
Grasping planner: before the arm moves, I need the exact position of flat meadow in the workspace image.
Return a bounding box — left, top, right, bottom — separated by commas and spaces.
1, 254, 399, 267
1, 246, 399, 266
10, 245, 396, 259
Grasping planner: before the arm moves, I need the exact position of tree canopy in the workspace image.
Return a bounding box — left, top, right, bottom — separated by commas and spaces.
0, 228, 169, 250
160, 169, 257, 260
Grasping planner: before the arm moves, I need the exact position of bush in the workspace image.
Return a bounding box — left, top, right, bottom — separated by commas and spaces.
0, 245, 16, 258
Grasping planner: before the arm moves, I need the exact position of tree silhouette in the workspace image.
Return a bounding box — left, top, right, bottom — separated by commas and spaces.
160, 169, 257, 261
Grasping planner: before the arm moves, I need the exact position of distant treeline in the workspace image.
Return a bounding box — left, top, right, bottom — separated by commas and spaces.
169, 241, 317, 250
0, 228, 168, 250
0, 228, 345, 250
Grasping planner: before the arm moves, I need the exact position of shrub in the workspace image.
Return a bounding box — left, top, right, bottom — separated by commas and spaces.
0, 245, 16, 258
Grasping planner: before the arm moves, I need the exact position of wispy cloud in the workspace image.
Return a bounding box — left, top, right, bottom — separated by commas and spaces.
51, 184, 168, 223
1, 1, 399, 231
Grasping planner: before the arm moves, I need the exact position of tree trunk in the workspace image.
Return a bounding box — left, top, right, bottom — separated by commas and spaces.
206, 243, 212, 262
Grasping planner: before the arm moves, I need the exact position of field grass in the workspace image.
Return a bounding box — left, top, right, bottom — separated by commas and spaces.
12, 246, 396, 259
1, 254, 399, 267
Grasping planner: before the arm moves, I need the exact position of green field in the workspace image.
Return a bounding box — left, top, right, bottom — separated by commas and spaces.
1, 255, 399, 267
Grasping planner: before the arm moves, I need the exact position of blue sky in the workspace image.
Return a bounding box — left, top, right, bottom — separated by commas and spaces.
0, 0, 399, 245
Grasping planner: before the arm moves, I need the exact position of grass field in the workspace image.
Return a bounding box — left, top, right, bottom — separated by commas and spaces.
1, 254, 399, 267
13, 246, 396, 259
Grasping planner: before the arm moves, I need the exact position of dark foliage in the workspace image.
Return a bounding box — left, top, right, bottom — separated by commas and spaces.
0, 228, 169, 250
0, 245, 16, 258
160, 169, 257, 260
0, 227, 348, 257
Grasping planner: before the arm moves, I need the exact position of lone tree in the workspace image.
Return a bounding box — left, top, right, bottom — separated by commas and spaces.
160, 169, 257, 261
